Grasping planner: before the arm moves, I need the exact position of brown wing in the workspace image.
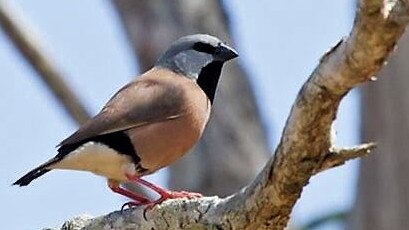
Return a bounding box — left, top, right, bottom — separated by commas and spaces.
59, 68, 186, 146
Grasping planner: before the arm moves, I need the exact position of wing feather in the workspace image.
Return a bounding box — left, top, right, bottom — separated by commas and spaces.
59, 69, 185, 146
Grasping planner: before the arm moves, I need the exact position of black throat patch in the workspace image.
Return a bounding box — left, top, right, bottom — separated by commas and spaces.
196, 61, 223, 103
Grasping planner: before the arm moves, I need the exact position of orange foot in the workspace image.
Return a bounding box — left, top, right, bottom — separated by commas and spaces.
125, 174, 203, 210
146, 190, 203, 210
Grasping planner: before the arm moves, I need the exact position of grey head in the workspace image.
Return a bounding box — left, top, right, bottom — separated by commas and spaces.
155, 34, 238, 80
155, 34, 238, 103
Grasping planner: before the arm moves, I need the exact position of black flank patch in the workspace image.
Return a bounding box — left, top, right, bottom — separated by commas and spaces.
57, 131, 141, 164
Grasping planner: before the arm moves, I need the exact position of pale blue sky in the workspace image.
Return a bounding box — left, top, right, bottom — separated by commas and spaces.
0, 1, 356, 229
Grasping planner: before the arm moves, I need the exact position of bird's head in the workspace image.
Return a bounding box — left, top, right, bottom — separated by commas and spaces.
155, 34, 238, 80
155, 34, 238, 103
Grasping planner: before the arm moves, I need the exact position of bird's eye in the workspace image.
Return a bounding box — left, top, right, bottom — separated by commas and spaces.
192, 42, 216, 54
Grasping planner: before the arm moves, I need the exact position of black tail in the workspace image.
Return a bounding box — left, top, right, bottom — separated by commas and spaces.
13, 158, 59, 186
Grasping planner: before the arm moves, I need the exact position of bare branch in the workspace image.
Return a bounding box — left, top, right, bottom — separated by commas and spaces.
222, 1, 409, 229
315, 143, 377, 174
0, 0, 90, 125
44, 0, 409, 229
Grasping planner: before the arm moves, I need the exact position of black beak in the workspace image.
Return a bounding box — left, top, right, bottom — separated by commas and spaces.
216, 43, 239, 61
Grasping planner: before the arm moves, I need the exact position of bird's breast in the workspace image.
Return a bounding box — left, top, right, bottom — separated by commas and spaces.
127, 87, 211, 172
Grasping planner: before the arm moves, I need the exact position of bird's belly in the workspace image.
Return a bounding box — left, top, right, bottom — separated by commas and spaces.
50, 142, 135, 181
128, 104, 210, 172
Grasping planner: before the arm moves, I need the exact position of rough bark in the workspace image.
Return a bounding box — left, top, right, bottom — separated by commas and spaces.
111, 0, 269, 196
350, 25, 409, 230
47, 0, 409, 229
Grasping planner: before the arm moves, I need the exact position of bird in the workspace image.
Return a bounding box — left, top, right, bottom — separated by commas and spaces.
13, 34, 238, 208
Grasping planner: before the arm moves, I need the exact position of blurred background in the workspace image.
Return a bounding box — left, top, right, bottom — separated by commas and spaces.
0, 1, 406, 230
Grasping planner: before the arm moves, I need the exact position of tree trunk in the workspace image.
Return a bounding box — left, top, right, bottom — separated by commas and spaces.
350, 31, 409, 230
111, 0, 269, 196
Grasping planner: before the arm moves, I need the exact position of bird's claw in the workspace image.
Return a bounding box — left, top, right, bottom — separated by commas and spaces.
121, 190, 204, 212
121, 199, 152, 212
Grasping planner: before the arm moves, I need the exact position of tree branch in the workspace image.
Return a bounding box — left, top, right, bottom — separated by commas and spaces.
0, 0, 90, 125
45, 0, 409, 229
314, 142, 376, 174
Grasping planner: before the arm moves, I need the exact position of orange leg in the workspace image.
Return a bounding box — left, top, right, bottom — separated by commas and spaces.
125, 174, 202, 209
108, 179, 151, 206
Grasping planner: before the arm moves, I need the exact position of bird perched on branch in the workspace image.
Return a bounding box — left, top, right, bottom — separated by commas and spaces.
13, 34, 238, 207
